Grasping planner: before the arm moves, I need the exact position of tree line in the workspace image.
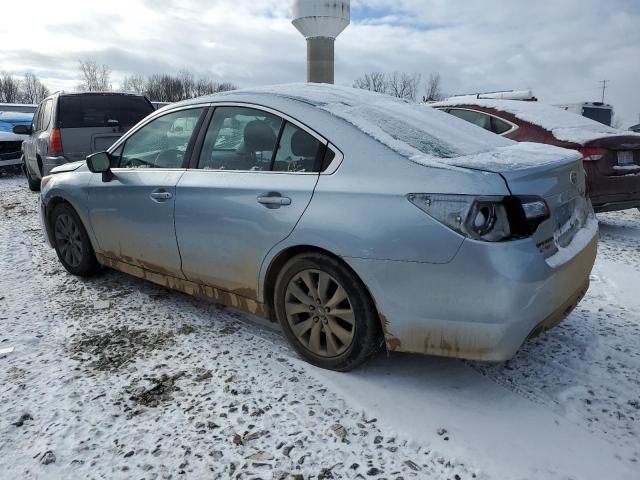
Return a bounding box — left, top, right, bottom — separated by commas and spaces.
353, 71, 445, 102
0, 73, 50, 104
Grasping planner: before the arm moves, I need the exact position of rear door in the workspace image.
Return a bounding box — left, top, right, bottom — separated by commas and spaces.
58, 94, 155, 162
175, 105, 326, 297
88, 107, 205, 276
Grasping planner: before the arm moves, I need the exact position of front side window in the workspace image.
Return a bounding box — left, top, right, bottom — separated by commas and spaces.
117, 108, 204, 169
448, 109, 491, 131
198, 107, 283, 171
491, 116, 513, 135
273, 122, 324, 172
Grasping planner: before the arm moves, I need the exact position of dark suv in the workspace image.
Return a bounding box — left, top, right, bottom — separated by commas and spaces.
15, 92, 154, 190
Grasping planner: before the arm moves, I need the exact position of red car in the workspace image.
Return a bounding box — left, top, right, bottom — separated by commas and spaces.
433, 99, 640, 212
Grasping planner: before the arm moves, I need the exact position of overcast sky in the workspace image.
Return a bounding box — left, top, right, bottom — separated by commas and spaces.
1, 0, 639, 127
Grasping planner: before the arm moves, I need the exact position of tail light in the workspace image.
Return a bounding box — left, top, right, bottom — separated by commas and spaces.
48, 128, 63, 155
407, 194, 550, 242
579, 147, 606, 161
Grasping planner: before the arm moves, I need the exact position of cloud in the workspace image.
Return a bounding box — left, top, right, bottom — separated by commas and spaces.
1, 0, 638, 126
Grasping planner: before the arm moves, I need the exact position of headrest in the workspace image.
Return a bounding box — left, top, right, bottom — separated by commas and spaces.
244, 120, 276, 152
291, 129, 319, 158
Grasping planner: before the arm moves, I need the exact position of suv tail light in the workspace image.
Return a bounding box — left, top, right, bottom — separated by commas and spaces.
48, 128, 63, 155
579, 147, 606, 161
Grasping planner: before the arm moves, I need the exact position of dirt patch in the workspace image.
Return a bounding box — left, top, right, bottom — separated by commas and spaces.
69, 326, 174, 371
126, 371, 186, 408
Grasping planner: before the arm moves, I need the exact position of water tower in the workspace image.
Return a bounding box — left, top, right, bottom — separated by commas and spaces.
292, 0, 351, 84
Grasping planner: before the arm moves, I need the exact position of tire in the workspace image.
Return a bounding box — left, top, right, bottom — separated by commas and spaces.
274, 253, 382, 371
50, 203, 100, 277
23, 158, 40, 192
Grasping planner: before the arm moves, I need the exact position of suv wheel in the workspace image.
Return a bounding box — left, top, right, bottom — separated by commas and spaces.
50, 203, 100, 277
274, 253, 382, 371
23, 158, 40, 192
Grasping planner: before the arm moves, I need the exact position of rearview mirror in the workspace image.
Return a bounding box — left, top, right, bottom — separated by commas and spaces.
87, 151, 111, 173
107, 119, 119, 127
13, 124, 31, 135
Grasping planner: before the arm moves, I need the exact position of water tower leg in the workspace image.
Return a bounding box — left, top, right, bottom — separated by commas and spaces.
307, 37, 335, 84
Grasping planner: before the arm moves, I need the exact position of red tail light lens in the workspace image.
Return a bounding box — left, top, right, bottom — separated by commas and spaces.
48, 128, 63, 155
579, 147, 606, 161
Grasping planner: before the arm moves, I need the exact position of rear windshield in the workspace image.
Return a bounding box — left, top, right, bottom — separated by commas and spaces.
582, 107, 612, 126
58, 95, 154, 129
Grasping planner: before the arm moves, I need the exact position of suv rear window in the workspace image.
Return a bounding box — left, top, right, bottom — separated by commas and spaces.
58, 95, 154, 129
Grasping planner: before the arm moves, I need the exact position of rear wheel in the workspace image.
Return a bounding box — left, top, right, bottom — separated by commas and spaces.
274, 253, 382, 371
50, 203, 100, 277
23, 158, 40, 191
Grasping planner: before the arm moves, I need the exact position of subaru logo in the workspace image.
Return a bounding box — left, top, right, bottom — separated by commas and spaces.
569, 171, 578, 185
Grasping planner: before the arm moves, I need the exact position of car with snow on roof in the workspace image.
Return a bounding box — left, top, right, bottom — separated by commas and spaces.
433, 99, 640, 213
37, 84, 597, 370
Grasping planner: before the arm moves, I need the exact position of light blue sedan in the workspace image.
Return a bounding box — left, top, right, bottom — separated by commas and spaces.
38, 84, 598, 370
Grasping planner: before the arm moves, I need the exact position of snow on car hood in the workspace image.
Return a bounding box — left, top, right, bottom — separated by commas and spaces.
50, 161, 86, 174
433, 99, 640, 145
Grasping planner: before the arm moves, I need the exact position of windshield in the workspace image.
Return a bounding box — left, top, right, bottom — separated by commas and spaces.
58, 94, 154, 129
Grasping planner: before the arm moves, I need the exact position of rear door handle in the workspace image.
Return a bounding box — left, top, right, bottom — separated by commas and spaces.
257, 193, 292, 208
150, 190, 173, 202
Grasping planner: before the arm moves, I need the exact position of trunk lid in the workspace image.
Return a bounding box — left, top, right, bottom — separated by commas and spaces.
451, 142, 593, 261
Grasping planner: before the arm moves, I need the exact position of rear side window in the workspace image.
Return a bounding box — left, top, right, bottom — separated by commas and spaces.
41, 99, 53, 130
448, 109, 491, 131
273, 122, 324, 172
58, 95, 154, 129
198, 107, 283, 171
491, 116, 513, 135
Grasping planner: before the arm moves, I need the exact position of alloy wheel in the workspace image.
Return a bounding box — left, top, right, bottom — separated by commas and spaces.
284, 269, 355, 357
54, 213, 84, 268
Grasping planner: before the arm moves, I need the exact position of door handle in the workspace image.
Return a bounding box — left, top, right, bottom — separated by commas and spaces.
150, 190, 173, 201
257, 193, 292, 208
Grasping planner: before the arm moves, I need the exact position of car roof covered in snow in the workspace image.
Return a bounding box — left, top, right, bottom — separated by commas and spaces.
174, 83, 580, 171
432, 98, 640, 145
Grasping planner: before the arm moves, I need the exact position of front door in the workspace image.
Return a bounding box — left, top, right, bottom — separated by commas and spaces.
87, 107, 205, 276
175, 106, 326, 298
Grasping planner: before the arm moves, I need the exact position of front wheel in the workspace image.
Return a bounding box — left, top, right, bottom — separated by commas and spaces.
50, 203, 100, 277
274, 253, 382, 371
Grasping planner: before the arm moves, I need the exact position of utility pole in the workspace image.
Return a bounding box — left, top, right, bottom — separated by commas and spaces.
599, 80, 609, 103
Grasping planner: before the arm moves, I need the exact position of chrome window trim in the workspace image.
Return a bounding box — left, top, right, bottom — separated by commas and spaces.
438, 107, 520, 136
107, 101, 344, 175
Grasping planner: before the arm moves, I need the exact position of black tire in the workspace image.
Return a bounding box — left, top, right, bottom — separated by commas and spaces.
50, 203, 100, 277
274, 253, 382, 371
23, 158, 40, 192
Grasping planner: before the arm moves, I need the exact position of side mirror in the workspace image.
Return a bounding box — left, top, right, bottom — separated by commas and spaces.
13, 124, 31, 135
87, 152, 114, 182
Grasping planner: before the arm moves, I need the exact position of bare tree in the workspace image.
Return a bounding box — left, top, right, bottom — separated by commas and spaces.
20, 73, 50, 104
0, 73, 21, 103
353, 71, 422, 102
124, 70, 238, 102
424, 72, 444, 102
77, 59, 112, 92
353, 72, 386, 93
386, 71, 421, 102
122, 74, 146, 94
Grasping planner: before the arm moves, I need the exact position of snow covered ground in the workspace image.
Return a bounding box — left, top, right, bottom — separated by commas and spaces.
0, 172, 638, 479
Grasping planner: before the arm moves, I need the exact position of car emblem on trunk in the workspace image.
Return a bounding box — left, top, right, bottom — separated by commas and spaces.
569, 171, 578, 185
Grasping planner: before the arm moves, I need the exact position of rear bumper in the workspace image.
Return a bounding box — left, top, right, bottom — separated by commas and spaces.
42, 155, 68, 176
345, 224, 598, 361
592, 194, 640, 213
